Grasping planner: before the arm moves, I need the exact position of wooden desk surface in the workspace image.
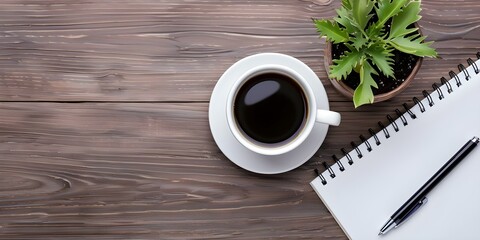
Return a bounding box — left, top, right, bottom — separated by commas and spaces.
0, 1, 478, 239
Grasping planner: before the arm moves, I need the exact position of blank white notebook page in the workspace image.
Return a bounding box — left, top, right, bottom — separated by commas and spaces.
311, 58, 480, 240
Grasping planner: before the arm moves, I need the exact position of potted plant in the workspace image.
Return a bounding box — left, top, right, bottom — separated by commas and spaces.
314, 0, 438, 107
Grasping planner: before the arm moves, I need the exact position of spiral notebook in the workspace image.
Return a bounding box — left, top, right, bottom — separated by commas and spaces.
311, 53, 480, 240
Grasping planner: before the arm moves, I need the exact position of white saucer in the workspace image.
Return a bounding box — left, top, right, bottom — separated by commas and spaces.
208, 53, 331, 174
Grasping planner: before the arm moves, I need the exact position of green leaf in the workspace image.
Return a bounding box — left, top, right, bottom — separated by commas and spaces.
334, 6, 356, 33
375, 0, 409, 27
365, 44, 394, 77
329, 49, 363, 81
389, 34, 438, 57
342, 0, 352, 10
353, 61, 378, 108
389, 1, 421, 38
314, 19, 349, 43
366, 22, 383, 38
351, 0, 375, 30
352, 31, 368, 50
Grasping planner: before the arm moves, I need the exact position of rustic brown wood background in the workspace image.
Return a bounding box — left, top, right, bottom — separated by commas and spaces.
0, 0, 478, 239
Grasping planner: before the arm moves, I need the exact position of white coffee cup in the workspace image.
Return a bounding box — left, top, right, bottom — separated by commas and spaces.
226, 64, 341, 156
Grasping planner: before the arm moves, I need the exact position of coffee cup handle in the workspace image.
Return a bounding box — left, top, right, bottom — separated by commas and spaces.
315, 109, 341, 126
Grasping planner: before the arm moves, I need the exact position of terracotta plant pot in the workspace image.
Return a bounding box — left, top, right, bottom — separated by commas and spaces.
324, 26, 423, 103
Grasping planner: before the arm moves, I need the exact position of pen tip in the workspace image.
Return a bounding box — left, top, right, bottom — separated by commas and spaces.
378, 232, 383, 236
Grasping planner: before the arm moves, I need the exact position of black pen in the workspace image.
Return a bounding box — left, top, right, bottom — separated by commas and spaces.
379, 136, 480, 236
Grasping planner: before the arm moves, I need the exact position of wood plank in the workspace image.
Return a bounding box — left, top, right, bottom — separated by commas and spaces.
0, 101, 419, 239
0, 0, 478, 102
0, 102, 319, 239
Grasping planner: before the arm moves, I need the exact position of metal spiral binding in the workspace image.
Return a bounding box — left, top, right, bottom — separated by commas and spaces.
341, 148, 353, 165
359, 135, 372, 152
351, 141, 362, 159
413, 97, 425, 113
450, 71, 461, 87
440, 77, 453, 93
332, 155, 345, 171
395, 109, 408, 126
387, 114, 399, 132
458, 64, 471, 80
432, 83, 444, 100
369, 128, 380, 145
467, 58, 479, 74
316, 52, 480, 184
422, 90, 434, 106
378, 121, 390, 138
323, 162, 335, 178
314, 168, 327, 185
403, 103, 416, 119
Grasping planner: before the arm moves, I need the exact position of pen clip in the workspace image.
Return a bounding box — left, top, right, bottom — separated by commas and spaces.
396, 196, 428, 228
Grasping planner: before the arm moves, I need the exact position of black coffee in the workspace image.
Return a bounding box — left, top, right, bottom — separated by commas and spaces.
234, 73, 306, 144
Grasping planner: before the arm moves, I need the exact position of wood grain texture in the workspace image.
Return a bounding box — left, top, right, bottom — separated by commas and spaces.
0, 0, 478, 239
0, 0, 478, 102
0, 102, 344, 239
